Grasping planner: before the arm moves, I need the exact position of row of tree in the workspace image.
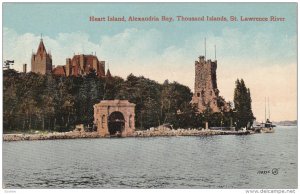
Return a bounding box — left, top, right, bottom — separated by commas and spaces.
3, 69, 255, 133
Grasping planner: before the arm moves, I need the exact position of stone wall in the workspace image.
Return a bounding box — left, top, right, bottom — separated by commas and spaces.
191, 56, 220, 112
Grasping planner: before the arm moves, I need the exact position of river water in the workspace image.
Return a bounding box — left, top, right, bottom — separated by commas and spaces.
2, 126, 297, 189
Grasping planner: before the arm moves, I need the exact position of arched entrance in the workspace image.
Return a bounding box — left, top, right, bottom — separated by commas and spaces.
94, 100, 136, 137
108, 111, 125, 135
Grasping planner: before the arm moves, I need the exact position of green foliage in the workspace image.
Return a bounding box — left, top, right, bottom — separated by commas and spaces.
116, 74, 162, 129
3, 71, 199, 132
5, 70, 252, 133
4, 70, 104, 132
233, 79, 255, 129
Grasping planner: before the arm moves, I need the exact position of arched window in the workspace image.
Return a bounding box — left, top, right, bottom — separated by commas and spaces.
129, 115, 133, 128
201, 90, 205, 96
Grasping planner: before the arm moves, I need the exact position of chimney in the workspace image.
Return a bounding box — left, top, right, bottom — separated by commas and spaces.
23, 64, 27, 73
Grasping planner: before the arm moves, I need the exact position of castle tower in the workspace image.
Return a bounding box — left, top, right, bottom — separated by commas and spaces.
23, 64, 27, 73
106, 68, 112, 78
191, 56, 220, 112
31, 37, 52, 74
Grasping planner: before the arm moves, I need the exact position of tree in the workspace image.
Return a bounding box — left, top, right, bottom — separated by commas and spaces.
160, 81, 193, 126
4, 70, 231, 133
116, 74, 161, 129
233, 79, 255, 129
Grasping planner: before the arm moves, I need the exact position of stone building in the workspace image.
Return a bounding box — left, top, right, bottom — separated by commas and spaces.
65, 54, 106, 77
93, 100, 135, 137
31, 38, 111, 77
52, 65, 66, 76
191, 56, 225, 112
31, 38, 52, 74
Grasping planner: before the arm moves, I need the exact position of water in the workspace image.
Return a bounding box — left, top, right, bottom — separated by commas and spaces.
3, 126, 297, 189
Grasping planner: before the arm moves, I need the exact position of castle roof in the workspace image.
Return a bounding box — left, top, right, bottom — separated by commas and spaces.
106, 69, 112, 77
37, 39, 46, 53
72, 54, 98, 61
70, 54, 99, 68
52, 66, 66, 76
35, 39, 50, 59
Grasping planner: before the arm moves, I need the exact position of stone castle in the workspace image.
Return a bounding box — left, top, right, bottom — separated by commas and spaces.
31, 38, 111, 77
30, 37, 227, 115
191, 55, 227, 113
31, 38, 53, 74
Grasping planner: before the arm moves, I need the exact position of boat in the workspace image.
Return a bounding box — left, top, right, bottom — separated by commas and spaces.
260, 119, 276, 133
254, 97, 276, 133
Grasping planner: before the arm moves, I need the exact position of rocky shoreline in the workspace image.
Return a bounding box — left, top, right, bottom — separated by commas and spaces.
133, 128, 250, 137
3, 131, 100, 141
3, 127, 251, 142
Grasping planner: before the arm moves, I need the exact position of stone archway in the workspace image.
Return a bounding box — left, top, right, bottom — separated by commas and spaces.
93, 100, 136, 137
108, 111, 125, 135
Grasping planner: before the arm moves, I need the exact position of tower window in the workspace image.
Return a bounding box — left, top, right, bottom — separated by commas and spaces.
200, 74, 204, 80
201, 90, 205, 96
197, 93, 200, 97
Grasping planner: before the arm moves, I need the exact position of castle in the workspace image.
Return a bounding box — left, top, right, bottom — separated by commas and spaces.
191, 55, 227, 113
31, 37, 226, 113
31, 38, 53, 74
31, 38, 111, 77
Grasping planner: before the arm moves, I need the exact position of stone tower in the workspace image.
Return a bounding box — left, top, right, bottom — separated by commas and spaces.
191, 56, 220, 112
31, 38, 52, 74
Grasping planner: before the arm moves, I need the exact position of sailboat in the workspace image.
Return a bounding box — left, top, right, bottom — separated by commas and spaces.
260, 97, 276, 133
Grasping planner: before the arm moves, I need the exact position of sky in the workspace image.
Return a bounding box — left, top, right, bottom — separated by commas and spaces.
2, 3, 297, 122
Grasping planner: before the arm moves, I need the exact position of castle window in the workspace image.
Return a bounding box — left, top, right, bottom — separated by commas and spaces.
129, 115, 133, 128
200, 74, 204, 80
210, 91, 212, 96
197, 93, 200, 97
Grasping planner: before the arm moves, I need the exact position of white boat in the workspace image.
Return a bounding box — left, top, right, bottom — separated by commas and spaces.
254, 97, 275, 133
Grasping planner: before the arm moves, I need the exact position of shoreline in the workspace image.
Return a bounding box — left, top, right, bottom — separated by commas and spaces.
3, 129, 251, 142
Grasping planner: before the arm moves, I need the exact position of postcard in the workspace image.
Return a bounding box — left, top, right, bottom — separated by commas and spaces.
2, 2, 298, 191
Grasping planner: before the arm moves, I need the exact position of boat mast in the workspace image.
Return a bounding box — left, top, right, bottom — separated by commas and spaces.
265, 97, 266, 122
268, 97, 270, 121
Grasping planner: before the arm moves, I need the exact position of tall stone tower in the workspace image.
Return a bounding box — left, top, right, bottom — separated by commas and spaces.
31, 38, 52, 74
191, 56, 220, 112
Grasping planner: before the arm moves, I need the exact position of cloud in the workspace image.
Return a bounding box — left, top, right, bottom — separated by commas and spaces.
3, 27, 297, 121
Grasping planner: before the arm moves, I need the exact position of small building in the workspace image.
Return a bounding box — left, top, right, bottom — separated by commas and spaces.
94, 100, 135, 137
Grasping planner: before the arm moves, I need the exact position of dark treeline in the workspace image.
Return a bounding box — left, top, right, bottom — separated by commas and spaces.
233, 79, 256, 129
3, 69, 254, 133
